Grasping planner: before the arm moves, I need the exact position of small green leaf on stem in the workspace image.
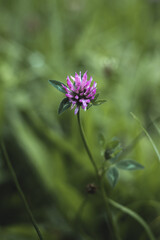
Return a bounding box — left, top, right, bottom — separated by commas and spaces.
48, 80, 67, 93
116, 159, 144, 171
106, 166, 119, 187
58, 98, 71, 114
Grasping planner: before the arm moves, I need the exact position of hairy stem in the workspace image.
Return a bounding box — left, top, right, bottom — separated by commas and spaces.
1, 140, 43, 240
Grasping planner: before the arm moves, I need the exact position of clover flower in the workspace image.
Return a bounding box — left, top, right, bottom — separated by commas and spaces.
49, 71, 105, 115
61, 72, 97, 114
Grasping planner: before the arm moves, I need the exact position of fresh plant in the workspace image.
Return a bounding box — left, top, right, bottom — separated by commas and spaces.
49, 71, 155, 240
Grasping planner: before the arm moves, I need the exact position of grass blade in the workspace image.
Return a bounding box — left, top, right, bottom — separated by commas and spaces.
131, 112, 160, 162
109, 198, 156, 240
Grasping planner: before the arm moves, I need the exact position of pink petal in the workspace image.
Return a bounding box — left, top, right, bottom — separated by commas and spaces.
70, 75, 75, 81
75, 85, 81, 94
70, 100, 77, 104
84, 86, 91, 96
66, 93, 74, 98
86, 88, 96, 98
75, 72, 81, 88
90, 81, 97, 91
62, 84, 71, 94
71, 101, 76, 110
81, 71, 88, 90
74, 106, 79, 114
75, 95, 79, 99
84, 76, 92, 89
79, 99, 90, 110
67, 76, 75, 91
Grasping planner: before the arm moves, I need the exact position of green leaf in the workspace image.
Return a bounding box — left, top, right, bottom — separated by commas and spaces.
58, 98, 71, 114
106, 166, 119, 187
92, 99, 107, 106
48, 80, 67, 93
116, 160, 144, 171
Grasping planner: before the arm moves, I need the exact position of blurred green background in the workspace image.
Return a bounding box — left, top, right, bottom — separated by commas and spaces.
1, 0, 160, 239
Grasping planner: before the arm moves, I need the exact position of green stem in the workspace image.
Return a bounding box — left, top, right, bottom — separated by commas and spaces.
77, 110, 120, 240
100, 179, 122, 240
1, 140, 43, 240
77, 110, 99, 178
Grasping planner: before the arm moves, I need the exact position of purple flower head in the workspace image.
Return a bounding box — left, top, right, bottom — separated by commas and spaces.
62, 71, 97, 114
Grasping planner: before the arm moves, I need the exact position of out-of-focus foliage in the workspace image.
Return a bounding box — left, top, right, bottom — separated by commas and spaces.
1, 0, 160, 239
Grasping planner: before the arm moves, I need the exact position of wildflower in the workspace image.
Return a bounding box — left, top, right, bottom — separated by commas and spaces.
49, 71, 106, 115
62, 72, 97, 114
